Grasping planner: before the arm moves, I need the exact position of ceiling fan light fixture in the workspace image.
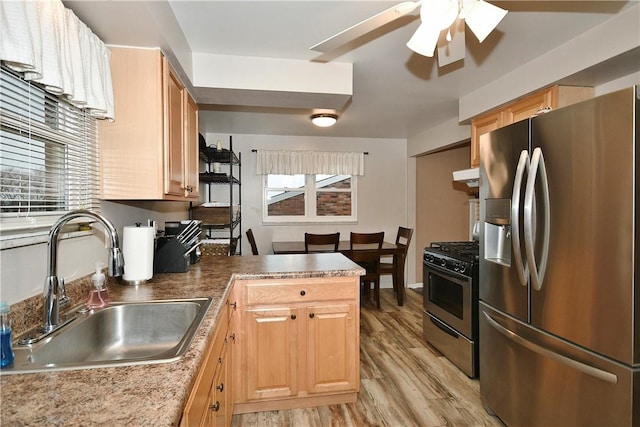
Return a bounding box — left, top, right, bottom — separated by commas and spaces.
408, 0, 459, 58
464, 0, 508, 43
407, 21, 441, 57
311, 113, 338, 127
427, 0, 458, 31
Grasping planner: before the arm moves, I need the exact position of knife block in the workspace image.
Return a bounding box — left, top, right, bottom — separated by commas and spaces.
153, 237, 190, 273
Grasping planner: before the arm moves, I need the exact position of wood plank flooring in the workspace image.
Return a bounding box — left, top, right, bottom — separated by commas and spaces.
231, 288, 504, 427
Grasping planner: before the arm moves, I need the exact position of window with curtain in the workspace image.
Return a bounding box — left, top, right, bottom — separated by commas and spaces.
0, 65, 100, 239
258, 150, 362, 223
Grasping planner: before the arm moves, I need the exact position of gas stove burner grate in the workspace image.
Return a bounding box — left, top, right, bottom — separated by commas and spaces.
427, 241, 479, 263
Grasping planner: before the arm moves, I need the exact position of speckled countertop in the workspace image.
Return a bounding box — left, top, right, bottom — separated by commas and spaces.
0, 253, 362, 426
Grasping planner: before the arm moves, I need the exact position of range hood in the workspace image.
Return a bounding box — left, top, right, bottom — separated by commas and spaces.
453, 168, 479, 188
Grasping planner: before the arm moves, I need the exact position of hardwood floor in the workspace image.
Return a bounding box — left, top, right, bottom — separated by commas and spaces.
231, 288, 504, 427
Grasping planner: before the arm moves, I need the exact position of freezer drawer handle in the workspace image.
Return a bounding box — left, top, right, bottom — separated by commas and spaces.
524, 147, 551, 291
511, 149, 530, 287
483, 311, 618, 384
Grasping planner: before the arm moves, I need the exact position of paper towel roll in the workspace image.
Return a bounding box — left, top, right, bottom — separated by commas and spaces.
122, 225, 155, 284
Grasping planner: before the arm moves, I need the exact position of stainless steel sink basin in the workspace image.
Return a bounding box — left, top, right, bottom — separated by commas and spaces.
2, 298, 212, 374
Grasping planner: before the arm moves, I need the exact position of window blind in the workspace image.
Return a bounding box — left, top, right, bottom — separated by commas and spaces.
0, 66, 100, 232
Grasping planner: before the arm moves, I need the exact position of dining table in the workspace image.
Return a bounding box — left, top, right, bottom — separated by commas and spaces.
272, 240, 405, 306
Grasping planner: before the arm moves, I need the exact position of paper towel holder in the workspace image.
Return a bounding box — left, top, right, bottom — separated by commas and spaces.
121, 223, 155, 286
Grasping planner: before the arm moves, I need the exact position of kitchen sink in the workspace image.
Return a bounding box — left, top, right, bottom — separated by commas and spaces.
1, 298, 212, 374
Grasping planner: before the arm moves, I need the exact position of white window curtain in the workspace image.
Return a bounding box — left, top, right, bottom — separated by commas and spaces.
0, 0, 114, 120
256, 150, 365, 176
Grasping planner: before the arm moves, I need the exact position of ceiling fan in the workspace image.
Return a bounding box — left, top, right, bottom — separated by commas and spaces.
310, 0, 508, 67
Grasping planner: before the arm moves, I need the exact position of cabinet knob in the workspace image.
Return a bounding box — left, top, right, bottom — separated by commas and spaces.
216, 382, 224, 392
290, 314, 297, 320
230, 301, 237, 309
209, 401, 220, 412
230, 333, 236, 341
309, 313, 315, 319
300, 290, 306, 296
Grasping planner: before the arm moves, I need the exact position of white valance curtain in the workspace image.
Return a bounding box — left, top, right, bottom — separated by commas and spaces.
256, 150, 365, 176
0, 0, 114, 120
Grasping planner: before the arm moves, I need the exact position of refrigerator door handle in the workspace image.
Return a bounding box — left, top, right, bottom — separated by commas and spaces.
482, 311, 618, 384
511, 150, 530, 286
524, 147, 550, 291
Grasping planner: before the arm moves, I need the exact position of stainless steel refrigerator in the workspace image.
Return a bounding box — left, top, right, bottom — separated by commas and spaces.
479, 86, 639, 427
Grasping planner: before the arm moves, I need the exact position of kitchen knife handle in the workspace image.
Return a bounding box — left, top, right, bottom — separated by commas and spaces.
524, 147, 550, 291
511, 150, 530, 287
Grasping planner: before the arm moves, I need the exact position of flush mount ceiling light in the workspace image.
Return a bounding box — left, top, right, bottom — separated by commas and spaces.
311, 113, 338, 127
310, 0, 507, 67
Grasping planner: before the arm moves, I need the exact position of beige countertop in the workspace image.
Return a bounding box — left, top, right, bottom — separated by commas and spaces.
0, 253, 362, 426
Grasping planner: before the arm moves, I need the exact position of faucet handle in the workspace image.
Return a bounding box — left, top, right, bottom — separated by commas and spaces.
59, 277, 71, 309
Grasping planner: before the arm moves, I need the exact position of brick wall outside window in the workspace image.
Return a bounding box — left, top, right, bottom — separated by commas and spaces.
267, 177, 352, 216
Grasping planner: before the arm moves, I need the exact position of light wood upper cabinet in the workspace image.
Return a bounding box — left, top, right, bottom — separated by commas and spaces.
470, 110, 503, 170
165, 66, 186, 197
184, 93, 200, 198
470, 85, 594, 167
100, 47, 199, 200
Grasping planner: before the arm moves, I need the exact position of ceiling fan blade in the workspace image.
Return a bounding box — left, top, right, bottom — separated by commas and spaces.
436, 18, 466, 67
310, 1, 421, 53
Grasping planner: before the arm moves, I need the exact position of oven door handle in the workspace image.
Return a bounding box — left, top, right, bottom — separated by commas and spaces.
430, 314, 460, 339
511, 149, 530, 287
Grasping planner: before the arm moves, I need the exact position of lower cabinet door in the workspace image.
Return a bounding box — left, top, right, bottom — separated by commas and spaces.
244, 307, 299, 400
306, 304, 358, 394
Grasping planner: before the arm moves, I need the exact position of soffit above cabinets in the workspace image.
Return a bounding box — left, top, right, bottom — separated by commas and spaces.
192, 53, 352, 111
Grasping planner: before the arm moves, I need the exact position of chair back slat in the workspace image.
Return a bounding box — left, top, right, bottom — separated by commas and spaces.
349, 231, 384, 250
304, 232, 340, 253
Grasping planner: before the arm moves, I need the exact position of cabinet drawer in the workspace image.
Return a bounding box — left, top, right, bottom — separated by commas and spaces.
245, 277, 358, 305
181, 307, 228, 427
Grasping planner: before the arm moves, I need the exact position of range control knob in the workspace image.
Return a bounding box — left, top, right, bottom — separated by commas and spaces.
459, 263, 467, 273
439, 258, 447, 267
425, 254, 434, 263
454, 262, 462, 272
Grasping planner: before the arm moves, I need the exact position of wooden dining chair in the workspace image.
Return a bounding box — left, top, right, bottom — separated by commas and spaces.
380, 227, 413, 303
348, 231, 384, 308
304, 232, 340, 253
343, 248, 382, 308
349, 231, 384, 249
246, 229, 259, 255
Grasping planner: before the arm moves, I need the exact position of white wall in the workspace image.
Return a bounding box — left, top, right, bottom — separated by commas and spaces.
202, 132, 411, 285
0, 200, 190, 304
459, 4, 640, 122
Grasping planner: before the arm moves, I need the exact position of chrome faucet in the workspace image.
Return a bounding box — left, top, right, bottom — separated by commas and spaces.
43, 209, 124, 333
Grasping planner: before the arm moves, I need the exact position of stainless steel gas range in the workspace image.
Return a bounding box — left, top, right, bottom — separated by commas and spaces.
422, 241, 479, 378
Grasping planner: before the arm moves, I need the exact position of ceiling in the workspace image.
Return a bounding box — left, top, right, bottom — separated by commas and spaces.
64, 1, 639, 139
